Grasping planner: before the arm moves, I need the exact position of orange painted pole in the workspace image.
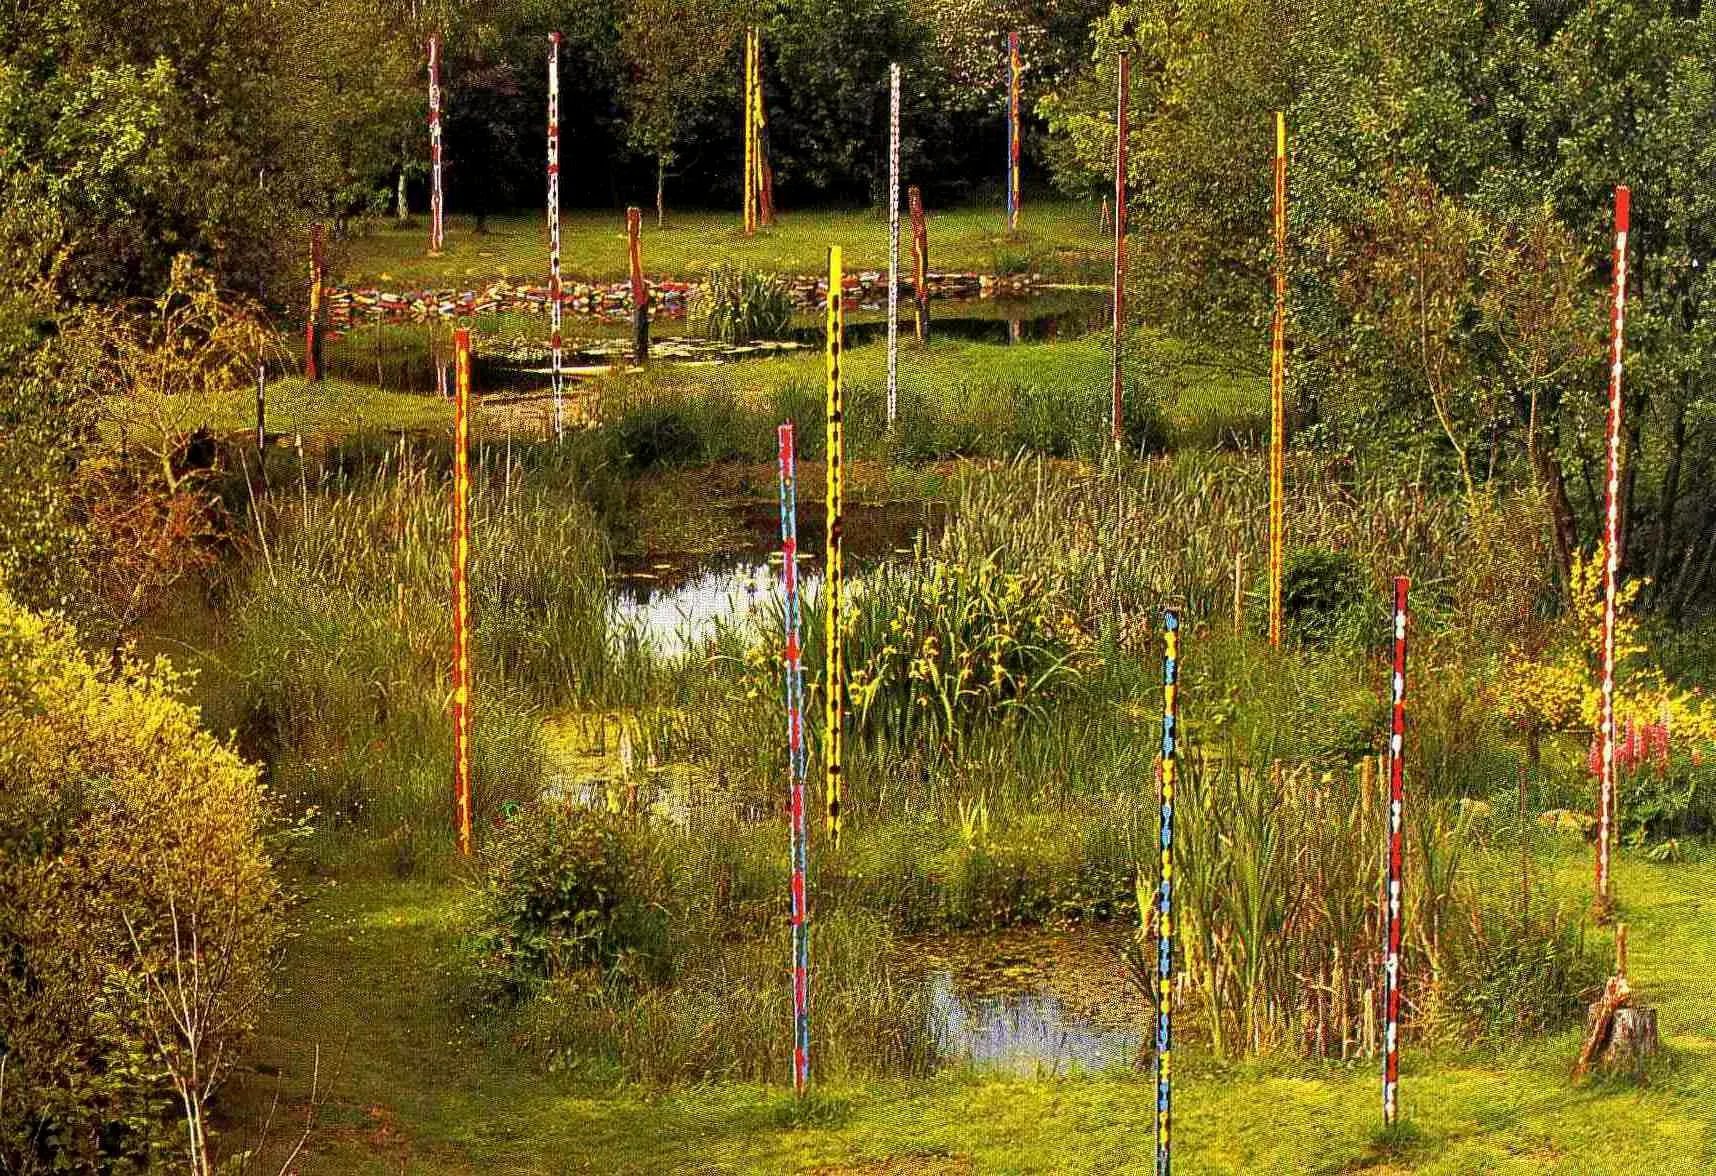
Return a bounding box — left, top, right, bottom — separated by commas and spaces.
452, 327, 473, 856
305, 223, 325, 383
1268, 112, 1287, 647
628, 206, 649, 364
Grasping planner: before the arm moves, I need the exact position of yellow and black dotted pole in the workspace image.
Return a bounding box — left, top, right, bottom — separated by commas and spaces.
452, 327, 474, 857
1156, 608, 1180, 1174
824, 245, 845, 848
1268, 111, 1287, 648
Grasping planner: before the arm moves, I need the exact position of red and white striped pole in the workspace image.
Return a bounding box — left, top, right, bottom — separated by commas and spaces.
1111, 50, 1129, 447
547, 32, 563, 438
1597, 185, 1630, 916
429, 34, 445, 255
1382, 576, 1410, 1125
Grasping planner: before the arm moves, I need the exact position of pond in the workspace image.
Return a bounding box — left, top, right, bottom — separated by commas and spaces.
900, 924, 1149, 1075
610, 498, 947, 652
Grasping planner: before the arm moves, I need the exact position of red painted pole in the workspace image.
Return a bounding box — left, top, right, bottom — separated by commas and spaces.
1382, 576, 1410, 1124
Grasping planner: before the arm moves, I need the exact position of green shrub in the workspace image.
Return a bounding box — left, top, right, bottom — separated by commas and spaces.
465, 804, 672, 1005
0, 590, 280, 1173
1281, 547, 1374, 649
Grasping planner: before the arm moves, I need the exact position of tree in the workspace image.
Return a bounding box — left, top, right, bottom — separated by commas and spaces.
620, 0, 740, 226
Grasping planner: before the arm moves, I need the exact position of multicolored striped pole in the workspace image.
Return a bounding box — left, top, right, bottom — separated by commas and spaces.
452, 327, 474, 857
778, 421, 811, 1094
429, 34, 444, 255
305, 223, 325, 383
1111, 51, 1129, 448
743, 30, 756, 235
1156, 609, 1180, 1176
1006, 31, 1021, 233
547, 32, 563, 437
629, 206, 649, 364
1597, 185, 1630, 917
1382, 576, 1410, 1124
825, 246, 845, 848
1268, 112, 1287, 647
887, 62, 900, 425
909, 186, 929, 342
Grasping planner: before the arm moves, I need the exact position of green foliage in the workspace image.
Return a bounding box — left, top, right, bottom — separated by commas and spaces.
465, 805, 672, 1005
693, 265, 794, 343
1619, 753, 1716, 845
0, 589, 280, 1172
1280, 547, 1372, 650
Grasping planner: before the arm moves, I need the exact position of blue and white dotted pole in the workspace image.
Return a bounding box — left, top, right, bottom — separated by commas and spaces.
1157, 608, 1180, 1174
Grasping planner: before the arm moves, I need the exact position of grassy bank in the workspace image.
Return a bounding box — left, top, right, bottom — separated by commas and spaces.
218, 845, 1714, 1174
336, 201, 1111, 288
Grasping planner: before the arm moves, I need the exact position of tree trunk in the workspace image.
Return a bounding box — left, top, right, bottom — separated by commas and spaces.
1649, 388, 1686, 605
1582, 1002, 1659, 1077
396, 168, 409, 222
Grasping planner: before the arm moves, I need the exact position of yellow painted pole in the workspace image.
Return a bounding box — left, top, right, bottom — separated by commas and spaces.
1268, 111, 1287, 648
452, 327, 473, 856
825, 246, 845, 848
743, 30, 755, 234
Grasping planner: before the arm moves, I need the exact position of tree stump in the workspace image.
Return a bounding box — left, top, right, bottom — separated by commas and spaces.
1583, 1003, 1660, 1076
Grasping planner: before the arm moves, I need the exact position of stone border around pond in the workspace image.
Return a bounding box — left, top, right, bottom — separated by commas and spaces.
325, 271, 1044, 327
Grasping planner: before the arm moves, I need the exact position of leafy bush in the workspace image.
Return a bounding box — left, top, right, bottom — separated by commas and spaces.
1281, 547, 1373, 649
465, 804, 672, 1005
0, 590, 280, 1173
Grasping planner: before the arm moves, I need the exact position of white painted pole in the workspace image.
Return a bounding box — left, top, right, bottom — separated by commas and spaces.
887, 63, 901, 425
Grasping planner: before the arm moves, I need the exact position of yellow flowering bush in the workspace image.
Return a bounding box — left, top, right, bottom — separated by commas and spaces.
0, 590, 281, 1171
1499, 551, 1715, 743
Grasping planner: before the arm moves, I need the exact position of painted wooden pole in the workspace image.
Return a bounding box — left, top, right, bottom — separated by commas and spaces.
755, 28, 773, 227
778, 420, 811, 1094
452, 327, 474, 857
255, 360, 266, 455
743, 30, 756, 235
1156, 608, 1180, 1176
429, 34, 444, 255
824, 246, 845, 848
887, 63, 901, 425
548, 33, 563, 438
305, 223, 325, 383
1006, 31, 1021, 233
1382, 576, 1410, 1124
1111, 51, 1130, 448
1268, 112, 1287, 648
1597, 184, 1630, 916
909, 186, 929, 342
629, 207, 650, 365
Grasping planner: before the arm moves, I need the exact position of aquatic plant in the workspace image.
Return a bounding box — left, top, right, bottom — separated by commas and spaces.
693, 264, 793, 343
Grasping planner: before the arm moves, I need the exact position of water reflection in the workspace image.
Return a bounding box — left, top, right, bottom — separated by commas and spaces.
924, 970, 1143, 1075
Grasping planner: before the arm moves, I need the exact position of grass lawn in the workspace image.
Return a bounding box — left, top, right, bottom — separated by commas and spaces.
336, 200, 1111, 288
220, 845, 1714, 1173
106, 331, 1266, 453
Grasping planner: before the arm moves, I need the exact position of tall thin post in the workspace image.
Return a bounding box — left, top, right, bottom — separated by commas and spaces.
1268, 112, 1287, 648
1597, 185, 1630, 918
887, 63, 901, 425
778, 421, 811, 1094
1382, 577, 1410, 1125
629, 207, 650, 365
305, 223, 325, 383
1111, 52, 1130, 448
255, 360, 266, 455
1006, 31, 1021, 233
909, 186, 929, 342
824, 246, 845, 849
743, 30, 756, 235
547, 32, 563, 438
1156, 608, 1180, 1176
755, 28, 773, 227
429, 34, 444, 255
452, 327, 474, 857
